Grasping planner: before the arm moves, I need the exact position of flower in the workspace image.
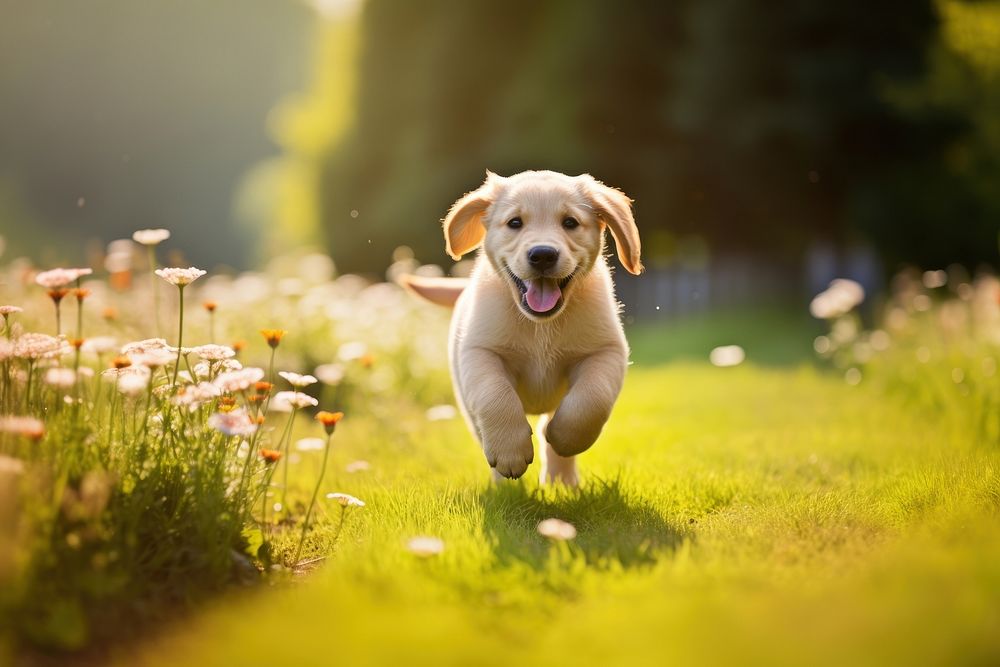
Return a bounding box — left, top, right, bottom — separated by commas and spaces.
44, 367, 76, 389
278, 371, 318, 388
0, 305, 23, 315
709, 345, 745, 368
326, 492, 365, 508
79, 337, 117, 356
121, 338, 170, 355
132, 228, 171, 246
0, 416, 45, 440
73, 288, 90, 302
213, 367, 265, 393
260, 329, 287, 348
173, 382, 222, 411
810, 279, 865, 320
537, 518, 577, 541
203, 301, 217, 312
295, 437, 326, 452
259, 448, 282, 463
193, 344, 236, 361
254, 381, 273, 394
130, 348, 176, 368
46, 288, 70, 303
425, 404, 458, 421
345, 460, 371, 473
270, 391, 319, 412
338, 341, 367, 361
35, 267, 92, 288
0, 455, 25, 475
406, 536, 445, 557
14, 333, 69, 360
314, 363, 345, 385
155, 267, 206, 286
208, 409, 258, 437
118, 371, 150, 396
315, 410, 344, 435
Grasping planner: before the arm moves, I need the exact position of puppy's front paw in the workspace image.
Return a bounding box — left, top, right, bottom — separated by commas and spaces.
483, 424, 533, 480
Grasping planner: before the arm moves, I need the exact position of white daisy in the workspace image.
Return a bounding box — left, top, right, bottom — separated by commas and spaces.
154, 267, 206, 286
270, 391, 319, 412
326, 492, 366, 508
132, 228, 171, 246
278, 371, 318, 388
35, 267, 92, 288
208, 409, 258, 437
537, 518, 577, 541
406, 536, 445, 557
213, 367, 265, 393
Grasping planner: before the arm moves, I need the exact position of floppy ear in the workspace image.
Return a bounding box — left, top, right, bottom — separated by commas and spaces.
443, 172, 501, 260
580, 175, 643, 275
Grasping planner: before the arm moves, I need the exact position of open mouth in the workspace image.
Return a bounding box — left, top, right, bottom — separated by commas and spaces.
504, 264, 575, 318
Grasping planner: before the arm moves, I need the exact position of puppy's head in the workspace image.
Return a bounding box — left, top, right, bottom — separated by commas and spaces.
442, 170, 641, 321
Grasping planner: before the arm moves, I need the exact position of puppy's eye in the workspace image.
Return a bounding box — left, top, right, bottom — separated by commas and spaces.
562, 217, 579, 230
506, 217, 523, 229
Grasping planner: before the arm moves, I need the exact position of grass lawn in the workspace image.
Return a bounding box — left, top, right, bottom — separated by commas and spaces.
110, 317, 1000, 667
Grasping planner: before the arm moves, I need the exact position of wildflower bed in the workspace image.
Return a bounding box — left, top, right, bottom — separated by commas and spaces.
0, 231, 451, 655
1, 230, 998, 664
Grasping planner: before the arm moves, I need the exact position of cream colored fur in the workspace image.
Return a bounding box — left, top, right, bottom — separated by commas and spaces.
413, 170, 641, 485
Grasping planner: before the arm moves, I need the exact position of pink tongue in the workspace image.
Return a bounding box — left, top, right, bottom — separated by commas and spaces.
525, 278, 561, 312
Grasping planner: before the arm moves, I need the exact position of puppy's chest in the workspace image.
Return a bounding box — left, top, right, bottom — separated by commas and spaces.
502, 345, 578, 415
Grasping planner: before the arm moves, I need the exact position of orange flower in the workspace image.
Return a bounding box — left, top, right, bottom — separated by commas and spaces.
255, 415, 266, 425
47, 288, 70, 304
254, 381, 273, 394
248, 394, 265, 404
232, 340, 246, 353
259, 448, 281, 463
109, 271, 132, 291
315, 411, 344, 435
218, 396, 237, 409
102, 307, 119, 321
73, 288, 91, 302
70, 338, 85, 350
260, 329, 287, 349
203, 301, 217, 313
112, 356, 132, 369
359, 353, 375, 369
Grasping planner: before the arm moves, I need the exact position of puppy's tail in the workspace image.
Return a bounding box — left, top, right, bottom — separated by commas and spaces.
398, 274, 468, 308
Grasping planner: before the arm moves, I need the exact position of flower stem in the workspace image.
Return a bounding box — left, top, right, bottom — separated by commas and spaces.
292, 431, 332, 564
75, 277, 84, 340
279, 407, 298, 511
171, 286, 185, 386
148, 245, 160, 336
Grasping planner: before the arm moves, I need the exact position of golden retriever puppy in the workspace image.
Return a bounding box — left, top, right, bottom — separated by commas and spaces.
403, 170, 641, 485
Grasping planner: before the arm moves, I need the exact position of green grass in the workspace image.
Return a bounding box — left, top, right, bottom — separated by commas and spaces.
106, 355, 1000, 666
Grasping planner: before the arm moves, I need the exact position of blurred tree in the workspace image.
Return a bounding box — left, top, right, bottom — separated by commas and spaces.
276, 0, 997, 275
0, 0, 313, 268
863, 0, 1000, 270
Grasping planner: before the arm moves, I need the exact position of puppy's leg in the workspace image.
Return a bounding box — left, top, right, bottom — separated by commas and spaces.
537, 413, 578, 487
544, 347, 626, 458
461, 348, 533, 480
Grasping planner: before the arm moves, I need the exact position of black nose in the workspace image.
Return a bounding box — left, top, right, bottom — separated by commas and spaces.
527, 246, 559, 271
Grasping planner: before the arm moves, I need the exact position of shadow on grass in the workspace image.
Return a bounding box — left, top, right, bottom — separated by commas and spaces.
480, 476, 688, 569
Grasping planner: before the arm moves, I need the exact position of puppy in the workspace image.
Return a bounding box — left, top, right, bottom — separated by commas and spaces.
403, 170, 641, 486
